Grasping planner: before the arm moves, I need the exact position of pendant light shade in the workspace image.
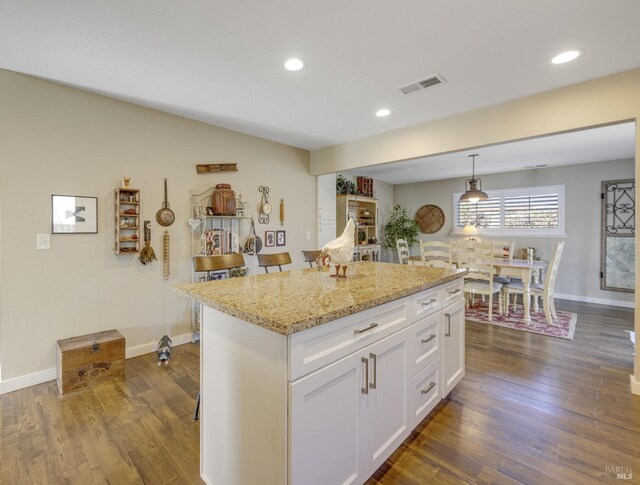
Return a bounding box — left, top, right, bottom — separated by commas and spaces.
460, 154, 489, 204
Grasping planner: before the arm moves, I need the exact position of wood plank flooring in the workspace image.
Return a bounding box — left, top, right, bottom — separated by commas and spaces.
1, 300, 637, 484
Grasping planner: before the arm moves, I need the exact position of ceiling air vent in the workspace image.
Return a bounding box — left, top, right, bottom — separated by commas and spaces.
397, 74, 446, 95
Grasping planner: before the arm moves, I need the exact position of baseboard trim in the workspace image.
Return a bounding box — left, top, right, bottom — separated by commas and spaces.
125, 333, 193, 359
631, 375, 640, 396
0, 332, 194, 396
554, 293, 635, 309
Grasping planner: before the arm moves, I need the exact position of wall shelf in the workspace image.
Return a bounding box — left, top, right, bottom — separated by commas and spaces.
115, 188, 141, 254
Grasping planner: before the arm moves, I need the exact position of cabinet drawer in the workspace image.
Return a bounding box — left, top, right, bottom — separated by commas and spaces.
411, 287, 441, 322
409, 357, 441, 428
440, 279, 464, 307
288, 297, 411, 381
410, 312, 441, 377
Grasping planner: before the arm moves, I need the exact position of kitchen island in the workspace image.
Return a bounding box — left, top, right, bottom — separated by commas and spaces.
175, 262, 466, 485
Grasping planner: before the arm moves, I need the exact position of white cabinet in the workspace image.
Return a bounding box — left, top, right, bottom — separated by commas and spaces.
289, 350, 365, 485
442, 298, 465, 396
290, 328, 410, 485
362, 329, 410, 475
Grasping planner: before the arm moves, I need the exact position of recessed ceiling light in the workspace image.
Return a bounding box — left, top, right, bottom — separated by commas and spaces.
376, 108, 391, 117
283, 58, 305, 71
551, 50, 582, 64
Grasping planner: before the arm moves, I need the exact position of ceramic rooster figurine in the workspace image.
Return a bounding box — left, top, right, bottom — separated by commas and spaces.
317, 218, 355, 278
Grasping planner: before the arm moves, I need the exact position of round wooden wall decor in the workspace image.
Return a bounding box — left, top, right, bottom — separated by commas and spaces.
415, 205, 445, 234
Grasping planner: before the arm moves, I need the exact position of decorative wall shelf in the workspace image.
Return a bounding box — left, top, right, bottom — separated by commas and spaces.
115, 188, 140, 254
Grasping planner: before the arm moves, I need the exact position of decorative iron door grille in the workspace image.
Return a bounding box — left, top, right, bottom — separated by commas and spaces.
601, 179, 635, 292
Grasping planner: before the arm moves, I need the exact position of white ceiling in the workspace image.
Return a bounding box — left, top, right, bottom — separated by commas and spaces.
1, 1, 640, 150
343, 122, 637, 184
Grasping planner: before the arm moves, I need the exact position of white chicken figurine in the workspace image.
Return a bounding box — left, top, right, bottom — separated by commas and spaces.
317, 218, 355, 278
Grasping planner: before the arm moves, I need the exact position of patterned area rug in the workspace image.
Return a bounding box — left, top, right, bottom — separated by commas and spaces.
465, 299, 577, 340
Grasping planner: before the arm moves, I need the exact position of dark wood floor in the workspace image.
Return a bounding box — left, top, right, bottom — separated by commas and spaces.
1, 300, 637, 484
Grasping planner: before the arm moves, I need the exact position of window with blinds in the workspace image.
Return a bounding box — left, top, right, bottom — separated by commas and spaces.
453, 185, 565, 236
504, 194, 558, 228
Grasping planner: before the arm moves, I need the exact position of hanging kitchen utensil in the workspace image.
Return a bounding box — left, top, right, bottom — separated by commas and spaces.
156, 178, 175, 227
139, 221, 158, 265
244, 218, 263, 254
280, 198, 285, 226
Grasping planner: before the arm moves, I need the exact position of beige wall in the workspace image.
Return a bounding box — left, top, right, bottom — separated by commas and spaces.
0, 70, 313, 381
394, 159, 634, 305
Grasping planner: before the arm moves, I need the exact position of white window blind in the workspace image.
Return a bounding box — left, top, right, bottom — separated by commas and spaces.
452, 185, 565, 236
504, 194, 559, 228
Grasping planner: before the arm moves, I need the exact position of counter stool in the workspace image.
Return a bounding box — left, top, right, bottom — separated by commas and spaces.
257, 252, 292, 273
301, 250, 322, 268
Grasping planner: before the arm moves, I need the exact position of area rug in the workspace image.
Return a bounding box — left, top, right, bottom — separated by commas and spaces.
465, 299, 577, 340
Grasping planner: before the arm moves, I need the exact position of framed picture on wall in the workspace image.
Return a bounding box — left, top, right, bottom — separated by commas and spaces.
52, 195, 98, 234
265, 231, 275, 247
276, 230, 286, 247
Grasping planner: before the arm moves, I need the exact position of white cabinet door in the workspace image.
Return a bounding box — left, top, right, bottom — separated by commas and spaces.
442, 298, 465, 396
318, 218, 337, 249
317, 173, 337, 221
289, 350, 366, 485
362, 328, 411, 476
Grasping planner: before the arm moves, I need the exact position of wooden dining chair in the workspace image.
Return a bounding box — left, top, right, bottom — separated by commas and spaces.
490, 239, 516, 284
459, 241, 503, 321
192, 253, 246, 421
503, 241, 565, 325
396, 238, 410, 264
301, 250, 322, 268
257, 252, 292, 273
419, 240, 452, 268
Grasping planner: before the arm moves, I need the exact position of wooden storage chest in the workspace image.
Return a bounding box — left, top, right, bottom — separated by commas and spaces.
56, 329, 125, 394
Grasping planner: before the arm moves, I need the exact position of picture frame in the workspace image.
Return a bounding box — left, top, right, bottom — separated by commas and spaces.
276, 230, 286, 247
206, 207, 215, 216
52, 195, 98, 234
265, 230, 275, 247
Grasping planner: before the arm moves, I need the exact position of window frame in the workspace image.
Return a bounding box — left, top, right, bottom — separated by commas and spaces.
452, 184, 566, 237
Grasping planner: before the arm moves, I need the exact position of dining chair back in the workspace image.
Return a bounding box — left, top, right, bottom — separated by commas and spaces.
193, 254, 245, 280
257, 252, 292, 273
396, 238, 410, 265
459, 241, 503, 321
419, 240, 452, 268
503, 241, 565, 325
491, 239, 515, 259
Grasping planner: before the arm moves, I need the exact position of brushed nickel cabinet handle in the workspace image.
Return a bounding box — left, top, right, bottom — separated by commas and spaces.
421, 381, 436, 394
421, 298, 437, 306
448, 288, 461, 295
361, 357, 369, 395
369, 353, 377, 389
354, 322, 378, 335
421, 334, 437, 344
445, 313, 451, 337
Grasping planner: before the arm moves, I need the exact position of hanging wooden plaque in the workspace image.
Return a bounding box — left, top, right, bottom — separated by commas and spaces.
415, 205, 445, 234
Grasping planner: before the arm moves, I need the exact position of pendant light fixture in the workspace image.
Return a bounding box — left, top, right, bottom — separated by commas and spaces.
459, 154, 489, 204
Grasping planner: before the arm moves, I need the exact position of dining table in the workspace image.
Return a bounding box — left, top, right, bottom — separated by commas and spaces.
408, 256, 547, 324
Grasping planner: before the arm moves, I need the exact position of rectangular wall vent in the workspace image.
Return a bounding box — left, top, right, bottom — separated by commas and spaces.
397, 74, 446, 95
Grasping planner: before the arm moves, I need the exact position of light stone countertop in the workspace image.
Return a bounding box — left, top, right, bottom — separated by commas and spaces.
174, 262, 465, 335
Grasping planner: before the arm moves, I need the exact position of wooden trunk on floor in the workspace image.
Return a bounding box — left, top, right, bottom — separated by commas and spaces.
56, 329, 125, 394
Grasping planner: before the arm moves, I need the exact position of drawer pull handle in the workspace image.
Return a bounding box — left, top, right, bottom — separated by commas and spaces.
354, 322, 378, 335
448, 288, 461, 295
445, 313, 451, 337
369, 353, 377, 389
421, 334, 437, 344
421, 381, 436, 394
421, 299, 437, 306
361, 357, 369, 394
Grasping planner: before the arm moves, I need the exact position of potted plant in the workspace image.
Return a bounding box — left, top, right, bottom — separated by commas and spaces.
382, 204, 420, 257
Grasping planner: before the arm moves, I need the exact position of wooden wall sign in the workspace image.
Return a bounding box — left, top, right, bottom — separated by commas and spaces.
415, 204, 445, 234
196, 163, 238, 174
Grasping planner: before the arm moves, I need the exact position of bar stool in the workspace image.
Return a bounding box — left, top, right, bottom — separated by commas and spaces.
257, 252, 292, 273
301, 250, 322, 268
